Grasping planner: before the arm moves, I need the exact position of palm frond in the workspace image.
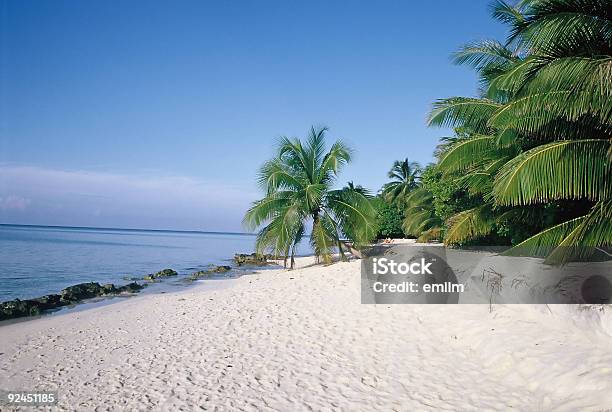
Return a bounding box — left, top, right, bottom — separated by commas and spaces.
318, 140, 352, 183
428, 97, 502, 132
493, 139, 611, 205
444, 205, 495, 245
502, 215, 586, 257
546, 199, 612, 264
327, 188, 378, 246
510, 1, 612, 56
417, 227, 442, 243
490, 0, 526, 29
243, 191, 295, 230
454, 39, 520, 86
438, 135, 496, 173
311, 216, 336, 264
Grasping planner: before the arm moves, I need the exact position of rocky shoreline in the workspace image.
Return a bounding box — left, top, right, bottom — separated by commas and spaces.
0, 252, 274, 321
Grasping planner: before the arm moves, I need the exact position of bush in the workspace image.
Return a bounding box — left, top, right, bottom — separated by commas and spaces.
374, 198, 405, 239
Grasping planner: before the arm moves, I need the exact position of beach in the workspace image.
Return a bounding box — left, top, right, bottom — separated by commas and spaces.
1, 255, 612, 411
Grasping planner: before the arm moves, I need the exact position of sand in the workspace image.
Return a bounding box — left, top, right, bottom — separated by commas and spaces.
1, 256, 611, 411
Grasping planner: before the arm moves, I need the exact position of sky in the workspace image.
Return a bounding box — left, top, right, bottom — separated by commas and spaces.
0, 0, 507, 232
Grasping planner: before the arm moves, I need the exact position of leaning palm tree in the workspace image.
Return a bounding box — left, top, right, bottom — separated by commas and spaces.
243, 126, 378, 268
381, 159, 422, 205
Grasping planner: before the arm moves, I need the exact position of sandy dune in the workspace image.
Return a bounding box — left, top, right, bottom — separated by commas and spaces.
1, 256, 611, 411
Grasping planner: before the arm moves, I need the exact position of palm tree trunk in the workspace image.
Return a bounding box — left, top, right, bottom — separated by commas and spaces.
312, 211, 320, 264
339, 242, 347, 261
283, 245, 290, 268
290, 243, 297, 269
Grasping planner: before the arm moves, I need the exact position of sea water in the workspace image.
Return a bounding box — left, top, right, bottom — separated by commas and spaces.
0, 224, 258, 301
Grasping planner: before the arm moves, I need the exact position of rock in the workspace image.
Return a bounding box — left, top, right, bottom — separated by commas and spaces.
0, 297, 52, 320
143, 268, 178, 281
116, 282, 145, 294
28, 304, 41, 316
0, 281, 146, 321
188, 265, 232, 281
233, 253, 273, 266
188, 271, 209, 281
60, 282, 106, 303
102, 284, 117, 294
1, 299, 31, 320
31, 294, 63, 309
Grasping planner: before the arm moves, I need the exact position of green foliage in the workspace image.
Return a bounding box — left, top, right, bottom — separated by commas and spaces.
444, 205, 495, 245
401, 187, 443, 241
420, 165, 478, 222
415, 0, 612, 262
373, 198, 405, 239
244, 127, 378, 267
381, 159, 422, 205
494, 139, 611, 205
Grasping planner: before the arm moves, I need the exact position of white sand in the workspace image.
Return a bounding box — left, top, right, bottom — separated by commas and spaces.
1, 256, 611, 411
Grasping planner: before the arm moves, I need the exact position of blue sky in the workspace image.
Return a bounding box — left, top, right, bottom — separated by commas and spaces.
0, 0, 506, 231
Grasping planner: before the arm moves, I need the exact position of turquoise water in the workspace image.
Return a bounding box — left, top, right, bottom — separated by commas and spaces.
0, 224, 258, 301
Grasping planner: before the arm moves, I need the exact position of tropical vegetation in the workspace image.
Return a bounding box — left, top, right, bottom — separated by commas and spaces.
247, 0, 610, 267
373, 198, 405, 239
400, 0, 611, 263
243, 126, 378, 268
381, 158, 422, 206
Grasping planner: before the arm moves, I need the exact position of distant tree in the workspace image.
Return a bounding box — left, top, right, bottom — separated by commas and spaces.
381, 159, 421, 206
374, 198, 405, 239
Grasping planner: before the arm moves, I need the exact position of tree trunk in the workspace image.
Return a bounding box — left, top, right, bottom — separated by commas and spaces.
312, 211, 320, 264
337, 238, 347, 261
283, 245, 290, 268
290, 244, 296, 269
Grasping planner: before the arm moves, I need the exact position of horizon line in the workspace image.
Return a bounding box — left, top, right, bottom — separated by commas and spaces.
0, 223, 256, 236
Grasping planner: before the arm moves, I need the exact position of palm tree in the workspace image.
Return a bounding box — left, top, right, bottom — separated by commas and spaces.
425, 0, 611, 263
243, 126, 378, 268
344, 181, 371, 197
381, 159, 422, 205
402, 187, 443, 242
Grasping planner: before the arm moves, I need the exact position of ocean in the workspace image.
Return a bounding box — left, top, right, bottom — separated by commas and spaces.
0, 224, 260, 302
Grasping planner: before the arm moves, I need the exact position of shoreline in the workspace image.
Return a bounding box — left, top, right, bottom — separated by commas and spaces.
0, 261, 278, 327
1, 254, 611, 409
0, 277, 241, 328
0, 252, 283, 322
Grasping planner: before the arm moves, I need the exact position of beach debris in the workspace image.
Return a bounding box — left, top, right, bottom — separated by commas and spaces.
0, 281, 146, 321
233, 253, 274, 266
143, 268, 178, 281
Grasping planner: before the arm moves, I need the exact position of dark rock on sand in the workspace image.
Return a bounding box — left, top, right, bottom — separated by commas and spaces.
234, 253, 273, 266
0, 299, 41, 320
32, 294, 63, 309
60, 282, 107, 302
116, 282, 145, 294
143, 268, 178, 281
0, 281, 146, 321
188, 265, 232, 281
